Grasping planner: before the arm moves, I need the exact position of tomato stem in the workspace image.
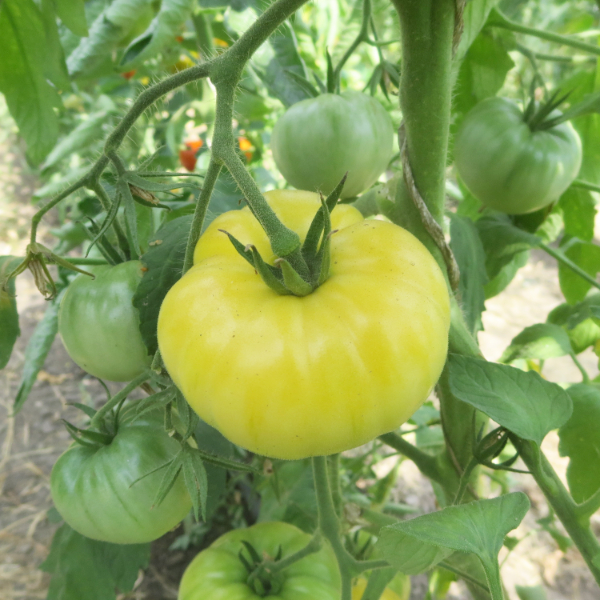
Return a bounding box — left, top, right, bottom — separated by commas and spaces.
511, 437, 600, 586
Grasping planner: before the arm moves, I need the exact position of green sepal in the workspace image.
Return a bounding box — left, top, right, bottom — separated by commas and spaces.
276, 258, 313, 296
132, 386, 177, 422
181, 445, 208, 522
176, 390, 199, 440
192, 447, 259, 474
219, 229, 256, 269
326, 48, 335, 93
241, 540, 262, 565
61, 420, 113, 447
85, 192, 122, 258
136, 171, 205, 180
248, 246, 291, 296
84, 218, 124, 265
117, 180, 141, 259
150, 452, 184, 509
302, 174, 346, 263
67, 402, 98, 420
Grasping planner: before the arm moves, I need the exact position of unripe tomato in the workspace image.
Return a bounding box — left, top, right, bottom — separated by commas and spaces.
157, 190, 450, 459
272, 92, 394, 199
454, 97, 582, 214
178, 522, 341, 600
58, 261, 151, 382
51, 405, 191, 544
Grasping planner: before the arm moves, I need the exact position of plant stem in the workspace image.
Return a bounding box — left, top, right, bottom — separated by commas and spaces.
268, 532, 323, 574
332, 0, 371, 92
328, 454, 343, 517
482, 561, 506, 600
378, 432, 445, 486
453, 456, 479, 505
540, 243, 600, 294
570, 352, 590, 384
183, 158, 222, 274
89, 181, 130, 255
89, 372, 151, 429
488, 10, 600, 57
391, 0, 455, 224
312, 456, 357, 600
58, 257, 108, 265
572, 179, 600, 194
515, 44, 593, 63
512, 437, 600, 586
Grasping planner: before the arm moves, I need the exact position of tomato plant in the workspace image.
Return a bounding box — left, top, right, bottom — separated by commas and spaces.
58, 261, 151, 382
178, 522, 341, 600
272, 92, 394, 199
352, 577, 409, 600
50, 404, 192, 545
454, 97, 582, 214
157, 190, 450, 459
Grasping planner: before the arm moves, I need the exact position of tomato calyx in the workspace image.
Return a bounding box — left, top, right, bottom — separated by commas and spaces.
239, 540, 286, 596
221, 174, 347, 297
523, 88, 571, 132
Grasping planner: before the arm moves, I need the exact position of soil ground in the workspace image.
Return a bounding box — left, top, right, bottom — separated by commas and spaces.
1, 101, 599, 600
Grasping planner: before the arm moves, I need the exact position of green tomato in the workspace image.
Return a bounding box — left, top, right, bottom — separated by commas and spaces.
548, 296, 600, 354
271, 91, 394, 199
58, 261, 151, 382
178, 522, 341, 600
50, 405, 192, 544
454, 97, 582, 214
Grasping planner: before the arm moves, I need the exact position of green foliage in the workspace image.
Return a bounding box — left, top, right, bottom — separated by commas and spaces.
40, 524, 150, 600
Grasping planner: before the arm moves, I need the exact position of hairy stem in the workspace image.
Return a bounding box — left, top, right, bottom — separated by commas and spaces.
183, 158, 223, 273
513, 437, 600, 586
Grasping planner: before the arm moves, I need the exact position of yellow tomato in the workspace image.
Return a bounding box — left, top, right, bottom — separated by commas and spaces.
158, 190, 450, 459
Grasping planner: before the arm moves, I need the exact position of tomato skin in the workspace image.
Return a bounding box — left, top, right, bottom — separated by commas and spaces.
178, 522, 341, 600
272, 92, 394, 199
58, 261, 151, 382
50, 406, 192, 544
179, 148, 197, 172
157, 190, 450, 460
454, 97, 582, 215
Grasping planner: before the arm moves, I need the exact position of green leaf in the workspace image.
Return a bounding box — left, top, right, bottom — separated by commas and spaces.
121, 0, 195, 67
13, 290, 63, 413
448, 354, 573, 445
452, 29, 514, 141
133, 215, 192, 355
547, 294, 600, 354
67, 0, 152, 77
558, 239, 600, 304
455, 0, 502, 62
377, 494, 530, 591
450, 216, 488, 335
500, 323, 573, 363
0, 0, 61, 163
484, 249, 529, 299
476, 214, 540, 281
558, 188, 596, 243
0, 256, 22, 370
55, 0, 88, 37
258, 460, 317, 533
40, 523, 150, 600
40, 0, 71, 92
42, 108, 116, 170
558, 383, 600, 503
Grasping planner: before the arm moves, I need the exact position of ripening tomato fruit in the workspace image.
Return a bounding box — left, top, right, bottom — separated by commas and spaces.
58, 261, 151, 382
272, 91, 394, 199
454, 97, 582, 214
179, 148, 197, 172
352, 577, 410, 600
157, 190, 450, 459
178, 522, 341, 600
